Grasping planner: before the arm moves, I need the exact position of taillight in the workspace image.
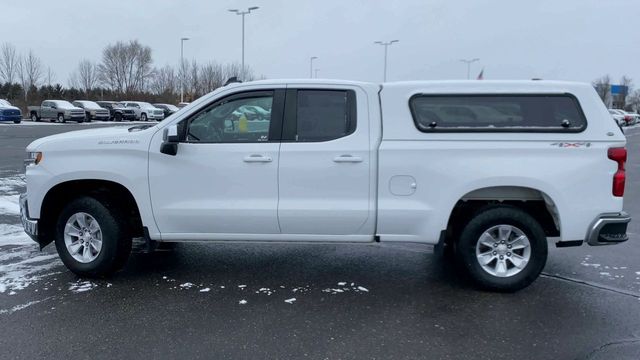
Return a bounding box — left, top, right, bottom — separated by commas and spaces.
608, 147, 627, 197
624, 115, 632, 123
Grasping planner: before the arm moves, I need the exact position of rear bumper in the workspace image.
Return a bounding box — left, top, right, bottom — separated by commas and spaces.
19, 194, 39, 243
585, 212, 631, 246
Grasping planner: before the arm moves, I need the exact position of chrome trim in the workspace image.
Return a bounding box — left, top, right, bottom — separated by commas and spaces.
585, 212, 630, 246
19, 194, 38, 240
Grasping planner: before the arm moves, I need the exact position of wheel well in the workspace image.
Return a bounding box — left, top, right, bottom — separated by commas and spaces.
39, 180, 143, 245
444, 187, 560, 249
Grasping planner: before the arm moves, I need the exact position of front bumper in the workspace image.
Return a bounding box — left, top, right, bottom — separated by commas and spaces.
19, 194, 39, 243
585, 212, 631, 246
65, 114, 86, 121
0, 114, 22, 122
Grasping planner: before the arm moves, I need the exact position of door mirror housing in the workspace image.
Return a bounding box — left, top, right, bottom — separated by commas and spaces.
160, 124, 180, 156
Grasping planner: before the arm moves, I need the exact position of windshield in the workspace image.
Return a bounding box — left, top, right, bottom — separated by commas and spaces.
138, 102, 154, 108
0, 99, 10, 107
77, 101, 102, 110
53, 100, 75, 108
166, 104, 179, 111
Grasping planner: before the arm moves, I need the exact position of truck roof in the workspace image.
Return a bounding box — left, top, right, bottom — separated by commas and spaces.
239, 79, 592, 93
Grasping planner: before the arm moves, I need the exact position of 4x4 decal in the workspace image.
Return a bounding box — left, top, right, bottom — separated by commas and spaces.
550, 142, 591, 148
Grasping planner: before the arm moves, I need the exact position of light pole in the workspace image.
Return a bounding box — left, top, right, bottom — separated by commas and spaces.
374, 40, 399, 82
459, 58, 479, 80
314, 69, 320, 78
228, 6, 259, 81
309, 56, 317, 78
180, 37, 189, 103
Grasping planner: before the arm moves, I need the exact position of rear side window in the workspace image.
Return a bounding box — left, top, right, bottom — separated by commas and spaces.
296, 90, 356, 141
410, 94, 587, 132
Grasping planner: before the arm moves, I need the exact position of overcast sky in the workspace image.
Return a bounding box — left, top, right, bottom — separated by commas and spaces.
3, 0, 639, 86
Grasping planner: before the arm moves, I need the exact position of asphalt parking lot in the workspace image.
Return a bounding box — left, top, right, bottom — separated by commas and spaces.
0, 122, 639, 359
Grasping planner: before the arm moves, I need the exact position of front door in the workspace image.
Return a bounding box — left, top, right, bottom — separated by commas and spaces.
277, 87, 373, 237
148, 89, 285, 240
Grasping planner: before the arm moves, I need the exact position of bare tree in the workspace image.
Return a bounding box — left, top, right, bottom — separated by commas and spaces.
627, 89, 640, 112
199, 62, 225, 94
0, 43, 20, 84
98, 40, 154, 94
150, 65, 177, 95
78, 59, 98, 93
619, 75, 634, 109
46, 66, 55, 86
18, 50, 43, 101
592, 75, 611, 106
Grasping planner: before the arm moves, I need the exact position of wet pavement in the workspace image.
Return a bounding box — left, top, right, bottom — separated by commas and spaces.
0, 122, 639, 359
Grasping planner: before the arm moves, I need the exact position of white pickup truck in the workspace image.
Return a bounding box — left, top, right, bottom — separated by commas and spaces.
20, 80, 630, 291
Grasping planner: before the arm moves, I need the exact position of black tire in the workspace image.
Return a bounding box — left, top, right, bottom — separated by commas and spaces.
141, 113, 147, 122
58, 114, 65, 123
54, 196, 132, 277
31, 113, 39, 122
456, 206, 548, 292
115, 113, 122, 122
78, 118, 84, 123
13, 119, 20, 124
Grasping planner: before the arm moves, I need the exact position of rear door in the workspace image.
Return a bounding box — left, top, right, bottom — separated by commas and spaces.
277, 86, 373, 238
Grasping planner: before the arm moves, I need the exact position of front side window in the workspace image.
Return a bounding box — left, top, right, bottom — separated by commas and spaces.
410, 94, 587, 132
296, 90, 355, 141
186, 94, 273, 143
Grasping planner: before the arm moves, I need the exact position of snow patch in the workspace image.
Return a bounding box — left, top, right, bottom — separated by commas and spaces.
0, 195, 19, 215
0, 245, 61, 293
68, 280, 97, 293
199, 288, 211, 293
179, 282, 194, 289
0, 224, 34, 246
284, 298, 296, 304
0, 297, 51, 315
238, 299, 247, 305
357, 286, 369, 292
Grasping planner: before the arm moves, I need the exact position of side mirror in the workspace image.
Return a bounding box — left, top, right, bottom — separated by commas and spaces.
160, 124, 180, 156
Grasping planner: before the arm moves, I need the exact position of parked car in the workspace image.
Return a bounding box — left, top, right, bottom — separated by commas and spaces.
609, 109, 638, 126
20, 80, 629, 292
72, 100, 110, 122
608, 109, 626, 126
96, 101, 136, 121
177, 102, 190, 108
121, 101, 165, 121
27, 100, 85, 123
153, 103, 179, 119
0, 99, 22, 124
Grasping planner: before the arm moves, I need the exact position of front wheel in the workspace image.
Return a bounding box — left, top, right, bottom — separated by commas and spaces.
140, 113, 147, 122
54, 197, 132, 277
58, 114, 65, 123
13, 119, 21, 124
456, 206, 548, 292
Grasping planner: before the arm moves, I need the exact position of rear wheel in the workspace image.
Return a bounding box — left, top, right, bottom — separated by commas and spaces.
54, 197, 132, 277
115, 113, 122, 122
13, 119, 20, 124
30, 113, 39, 122
140, 113, 147, 122
456, 206, 547, 292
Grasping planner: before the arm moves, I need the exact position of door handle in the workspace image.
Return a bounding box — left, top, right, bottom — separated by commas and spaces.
243, 154, 272, 163
333, 154, 363, 163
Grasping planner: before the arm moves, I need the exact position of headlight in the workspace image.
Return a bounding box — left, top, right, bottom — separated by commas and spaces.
24, 152, 43, 169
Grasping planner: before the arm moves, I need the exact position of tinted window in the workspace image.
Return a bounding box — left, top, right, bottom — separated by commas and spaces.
410, 95, 586, 132
296, 90, 354, 141
186, 94, 273, 143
